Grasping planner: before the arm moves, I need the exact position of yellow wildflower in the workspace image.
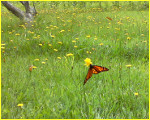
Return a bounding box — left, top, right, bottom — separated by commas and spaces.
34, 59, 39, 61
17, 104, 23, 107
57, 57, 61, 59
127, 37, 131, 40
72, 40, 76, 43
126, 65, 132, 68
32, 66, 37, 69
125, 33, 129, 35
134, 92, 139, 96
9, 32, 12, 34
86, 51, 91, 54
49, 44, 52, 47
60, 30, 65, 32
142, 41, 147, 43
58, 42, 63, 44
74, 46, 78, 48
39, 44, 42, 46
117, 21, 123, 25
86, 35, 91, 38
66, 53, 73, 56
92, 48, 95, 50
42, 62, 46, 64
84, 58, 92, 67
126, 16, 130, 20
15, 33, 20, 36
54, 49, 58, 52
99, 43, 104, 46
94, 37, 97, 40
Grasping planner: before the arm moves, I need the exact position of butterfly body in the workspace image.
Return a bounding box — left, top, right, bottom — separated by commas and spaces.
84, 64, 109, 85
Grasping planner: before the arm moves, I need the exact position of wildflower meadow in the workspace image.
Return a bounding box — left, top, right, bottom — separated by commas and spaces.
1, 1, 149, 119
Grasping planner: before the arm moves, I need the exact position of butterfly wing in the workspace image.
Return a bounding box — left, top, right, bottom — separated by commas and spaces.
84, 68, 93, 85
92, 65, 109, 74
84, 65, 109, 85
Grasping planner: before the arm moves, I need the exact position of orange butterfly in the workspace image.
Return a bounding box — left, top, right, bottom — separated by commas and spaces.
84, 64, 109, 85
106, 17, 112, 21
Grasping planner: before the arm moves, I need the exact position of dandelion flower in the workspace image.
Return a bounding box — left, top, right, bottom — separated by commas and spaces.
84, 58, 92, 67
49, 44, 52, 47
126, 65, 132, 68
9, 32, 12, 34
39, 44, 42, 46
99, 43, 104, 46
141, 34, 144, 36
142, 41, 147, 43
92, 48, 95, 50
94, 37, 97, 40
58, 42, 63, 44
42, 62, 46, 64
126, 16, 130, 20
57, 57, 61, 59
50, 34, 55, 38
54, 49, 58, 52
15, 33, 20, 36
74, 46, 78, 48
86, 35, 91, 38
127, 37, 131, 40
17, 104, 23, 107
66, 53, 73, 56
134, 92, 139, 96
72, 40, 76, 43
60, 30, 65, 32
34, 59, 39, 61
117, 21, 123, 25
86, 51, 91, 54
32, 66, 37, 69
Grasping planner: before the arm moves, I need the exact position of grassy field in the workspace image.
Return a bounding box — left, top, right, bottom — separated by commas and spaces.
1, 1, 149, 119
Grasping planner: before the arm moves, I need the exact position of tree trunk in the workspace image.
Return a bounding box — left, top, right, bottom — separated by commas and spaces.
2, 1, 37, 23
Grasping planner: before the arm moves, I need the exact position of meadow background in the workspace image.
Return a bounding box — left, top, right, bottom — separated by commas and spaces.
1, 1, 149, 119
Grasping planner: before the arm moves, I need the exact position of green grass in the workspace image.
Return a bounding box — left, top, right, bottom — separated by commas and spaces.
1, 2, 149, 119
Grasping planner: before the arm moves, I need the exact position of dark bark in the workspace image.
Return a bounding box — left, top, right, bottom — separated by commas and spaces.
2, 1, 24, 20
2, 1, 37, 23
